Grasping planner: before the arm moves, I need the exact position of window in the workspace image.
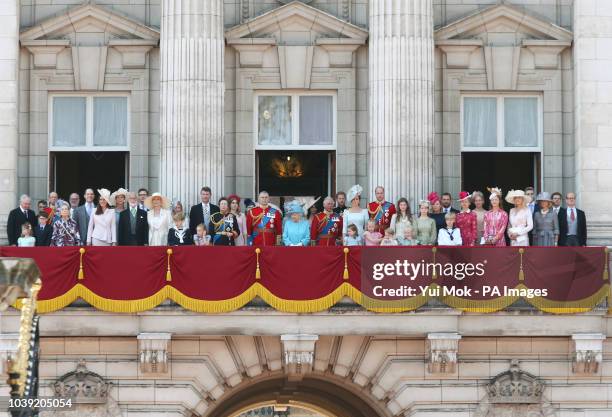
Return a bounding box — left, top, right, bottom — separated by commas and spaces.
50, 94, 129, 150
255, 92, 336, 149
461, 95, 541, 151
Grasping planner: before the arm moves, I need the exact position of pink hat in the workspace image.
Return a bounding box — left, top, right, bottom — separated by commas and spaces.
427, 192, 440, 205
457, 191, 472, 202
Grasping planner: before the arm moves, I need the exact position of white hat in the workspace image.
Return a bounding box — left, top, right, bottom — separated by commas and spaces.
505, 189, 532, 205
346, 185, 363, 203
144, 192, 171, 209
110, 188, 129, 206
97, 188, 112, 204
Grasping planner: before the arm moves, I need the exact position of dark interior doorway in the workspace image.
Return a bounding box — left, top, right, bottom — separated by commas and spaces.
462, 152, 540, 210
50, 152, 128, 200
257, 150, 334, 200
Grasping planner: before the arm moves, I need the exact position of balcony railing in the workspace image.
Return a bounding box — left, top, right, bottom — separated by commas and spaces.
0, 246, 609, 315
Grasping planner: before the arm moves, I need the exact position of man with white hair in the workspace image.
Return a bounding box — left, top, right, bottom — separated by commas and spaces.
6, 194, 37, 246
246, 191, 282, 246
310, 196, 343, 246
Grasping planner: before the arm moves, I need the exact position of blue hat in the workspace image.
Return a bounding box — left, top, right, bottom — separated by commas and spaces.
285, 200, 304, 216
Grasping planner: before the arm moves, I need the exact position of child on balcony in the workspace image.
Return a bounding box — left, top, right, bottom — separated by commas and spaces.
380, 228, 399, 246
343, 224, 363, 246
397, 227, 419, 246
363, 219, 383, 246
193, 223, 210, 246
17, 222, 36, 247
437, 212, 462, 246
168, 212, 193, 246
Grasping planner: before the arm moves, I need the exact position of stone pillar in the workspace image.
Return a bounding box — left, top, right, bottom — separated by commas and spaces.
0, 0, 19, 245
368, 0, 435, 204
160, 0, 225, 206
573, 0, 612, 245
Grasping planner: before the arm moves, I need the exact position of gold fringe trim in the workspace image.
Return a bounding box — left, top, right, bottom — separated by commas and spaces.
604, 247, 609, 281
16, 284, 612, 315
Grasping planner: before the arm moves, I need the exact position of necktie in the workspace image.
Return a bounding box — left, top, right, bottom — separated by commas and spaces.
23, 210, 27, 218
87, 204, 92, 217
131, 207, 136, 217
570, 209, 575, 222
204, 204, 209, 219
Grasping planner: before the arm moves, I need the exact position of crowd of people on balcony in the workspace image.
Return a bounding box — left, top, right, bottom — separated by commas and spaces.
5, 183, 588, 248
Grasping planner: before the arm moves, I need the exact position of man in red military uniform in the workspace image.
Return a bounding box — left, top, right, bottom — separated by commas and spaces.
246, 191, 282, 246
368, 186, 396, 233
310, 197, 343, 246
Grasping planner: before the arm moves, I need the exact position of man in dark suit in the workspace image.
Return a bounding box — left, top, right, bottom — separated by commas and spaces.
6, 194, 37, 246
34, 211, 53, 246
189, 186, 219, 237
558, 192, 587, 246
441, 193, 459, 214
72, 188, 96, 245
118, 192, 149, 246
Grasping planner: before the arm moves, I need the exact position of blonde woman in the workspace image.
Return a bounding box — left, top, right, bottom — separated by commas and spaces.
145, 193, 172, 246
506, 190, 533, 247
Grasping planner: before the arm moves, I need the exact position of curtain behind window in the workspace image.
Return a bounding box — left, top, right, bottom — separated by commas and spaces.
463, 97, 497, 147
258, 96, 292, 146
53, 97, 86, 146
93, 97, 128, 146
504, 97, 538, 147
299, 96, 333, 145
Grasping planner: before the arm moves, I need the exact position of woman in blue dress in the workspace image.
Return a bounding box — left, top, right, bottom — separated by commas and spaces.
282, 201, 311, 246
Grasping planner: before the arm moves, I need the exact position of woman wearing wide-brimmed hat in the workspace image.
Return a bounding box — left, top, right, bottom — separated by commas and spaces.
506, 189, 533, 246
87, 188, 116, 246
282, 200, 310, 246
455, 191, 477, 246
145, 192, 172, 246
533, 192, 559, 246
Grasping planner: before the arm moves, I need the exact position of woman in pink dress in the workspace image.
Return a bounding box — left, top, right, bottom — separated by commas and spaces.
229, 194, 247, 246
455, 191, 477, 246
483, 187, 508, 246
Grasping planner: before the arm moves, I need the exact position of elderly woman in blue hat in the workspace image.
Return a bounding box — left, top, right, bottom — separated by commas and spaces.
282, 200, 311, 246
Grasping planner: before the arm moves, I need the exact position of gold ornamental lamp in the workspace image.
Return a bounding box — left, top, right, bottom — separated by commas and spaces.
0, 258, 42, 416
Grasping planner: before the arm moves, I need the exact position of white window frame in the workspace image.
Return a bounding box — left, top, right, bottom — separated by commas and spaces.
48, 93, 131, 151
460, 93, 543, 152
253, 90, 337, 150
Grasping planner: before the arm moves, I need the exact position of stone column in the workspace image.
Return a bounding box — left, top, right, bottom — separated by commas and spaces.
0, 0, 19, 245
368, 0, 435, 205
160, 0, 225, 206
573, 0, 612, 245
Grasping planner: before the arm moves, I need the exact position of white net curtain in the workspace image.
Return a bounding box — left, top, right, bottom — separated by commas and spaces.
53, 97, 86, 147
299, 96, 333, 145
93, 97, 128, 146
463, 96, 539, 148
258, 96, 292, 146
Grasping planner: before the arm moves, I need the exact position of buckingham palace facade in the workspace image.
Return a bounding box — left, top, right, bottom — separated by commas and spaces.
0, 0, 611, 245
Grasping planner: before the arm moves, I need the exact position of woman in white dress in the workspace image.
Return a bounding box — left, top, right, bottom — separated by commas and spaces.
145, 193, 172, 246
229, 194, 248, 246
342, 185, 369, 239
505, 189, 533, 247
87, 188, 116, 246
